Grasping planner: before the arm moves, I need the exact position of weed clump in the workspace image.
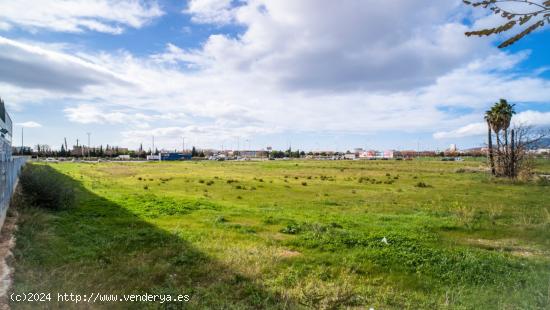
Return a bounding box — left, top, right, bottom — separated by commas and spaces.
320, 175, 335, 181
19, 164, 75, 210
415, 182, 432, 188
281, 222, 301, 234
535, 175, 550, 186
263, 216, 280, 225
215, 216, 227, 223
301, 182, 308, 186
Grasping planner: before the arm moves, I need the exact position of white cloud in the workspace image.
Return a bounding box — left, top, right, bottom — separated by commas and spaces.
0, 36, 129, 92
185, 0, 236, 25
433, 111, 550, 139
150, 43, 200, 65
64, 104, 188, 126
180, 0, 495, 92
0, 21, 11, 31
513, 110, 550, 127
433, 123, 486, 139
16, 121, 42, 128
0, 0, 163, 34
64, 104, 135, 124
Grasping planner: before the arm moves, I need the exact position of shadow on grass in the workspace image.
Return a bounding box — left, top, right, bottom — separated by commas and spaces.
10, 165, 293, 309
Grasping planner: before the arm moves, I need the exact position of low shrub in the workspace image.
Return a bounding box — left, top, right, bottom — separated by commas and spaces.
19, 164, 74, 210
415, 182, 431, 188
535, 175, 550, 186
281, 222, 301, 234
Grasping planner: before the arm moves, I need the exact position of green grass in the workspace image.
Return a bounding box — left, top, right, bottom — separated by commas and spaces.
10, 159, 550, 309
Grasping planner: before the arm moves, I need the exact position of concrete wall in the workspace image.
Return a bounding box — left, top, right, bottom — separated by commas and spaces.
0, 157, 27, 230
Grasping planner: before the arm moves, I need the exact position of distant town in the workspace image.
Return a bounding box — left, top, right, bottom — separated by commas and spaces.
12, 142, 550, 161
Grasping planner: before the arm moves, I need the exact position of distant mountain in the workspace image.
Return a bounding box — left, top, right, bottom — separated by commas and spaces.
530, 137, 550, 149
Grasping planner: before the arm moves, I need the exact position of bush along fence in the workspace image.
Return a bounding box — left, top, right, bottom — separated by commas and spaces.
0, 156, 28, 228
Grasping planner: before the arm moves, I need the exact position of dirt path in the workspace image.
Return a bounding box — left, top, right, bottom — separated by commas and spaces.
0, 208, 18, 310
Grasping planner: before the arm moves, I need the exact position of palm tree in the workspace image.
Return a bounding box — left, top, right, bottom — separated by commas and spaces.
496, 99, 515, 175
496, 99, 515, 143
486, 99, 516, 176
485, 110, 496, 175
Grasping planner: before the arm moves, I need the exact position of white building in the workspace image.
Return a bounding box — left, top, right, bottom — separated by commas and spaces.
448, 144, 458, 152
344, 153, 356, 160
146, 155, 161, 161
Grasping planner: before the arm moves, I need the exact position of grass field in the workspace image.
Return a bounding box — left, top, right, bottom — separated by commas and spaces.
10, 159, 550, 309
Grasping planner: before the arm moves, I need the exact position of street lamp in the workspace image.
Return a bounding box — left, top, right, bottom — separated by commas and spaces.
87, 132, 91, 159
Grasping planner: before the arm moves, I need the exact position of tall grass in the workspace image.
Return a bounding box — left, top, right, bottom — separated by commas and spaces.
18, 164, 74, 210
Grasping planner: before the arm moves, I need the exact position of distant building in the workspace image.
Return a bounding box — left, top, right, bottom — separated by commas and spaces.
344, 153, 356, 160
448, 144, 458, 152
146, 155, 161, 161
160, 153, 192, 161
462, 147, 485, 156
358, 150, 394, 159
240, 150, 267, 158
400, 150, 417, 158
117, 155, 131, 160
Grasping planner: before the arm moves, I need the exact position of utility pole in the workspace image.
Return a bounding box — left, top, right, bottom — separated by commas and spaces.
182, 137, 185, 153
87, 132, 91, 159
152, 136, 155, 155
21, 127, 23, 150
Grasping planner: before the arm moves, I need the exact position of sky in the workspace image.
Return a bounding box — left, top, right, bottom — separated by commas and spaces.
0, 0, 549, 152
